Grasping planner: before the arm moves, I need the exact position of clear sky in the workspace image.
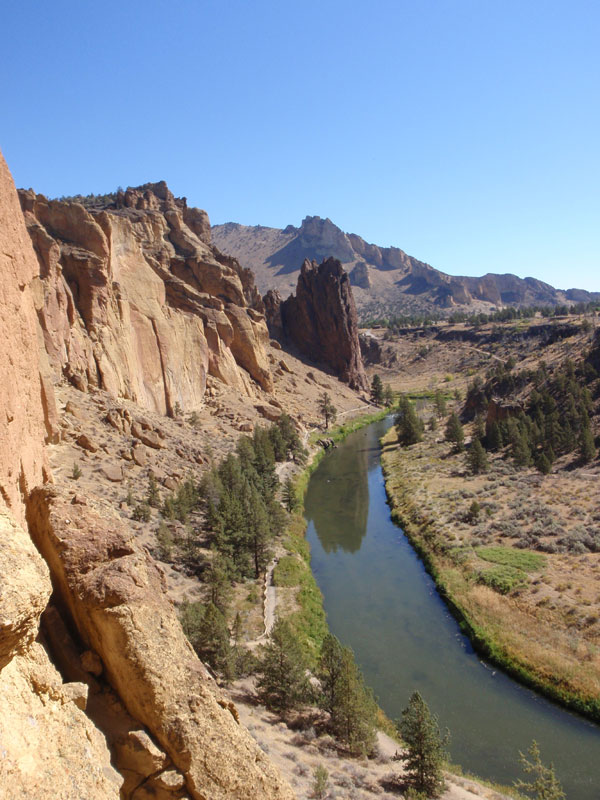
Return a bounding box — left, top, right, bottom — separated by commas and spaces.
2, 0, 599, 291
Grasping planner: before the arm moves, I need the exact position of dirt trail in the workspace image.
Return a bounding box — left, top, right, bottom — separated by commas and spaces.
246, 558, 278, 649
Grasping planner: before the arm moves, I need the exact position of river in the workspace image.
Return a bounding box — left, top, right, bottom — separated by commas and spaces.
304, 418, 600, 799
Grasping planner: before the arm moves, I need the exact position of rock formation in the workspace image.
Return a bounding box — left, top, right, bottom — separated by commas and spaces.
0, 149, 120, 798
269, 257, 367, 391
213, 215, 600, 317
0, 151, 295, 798
19, 182, 272, 416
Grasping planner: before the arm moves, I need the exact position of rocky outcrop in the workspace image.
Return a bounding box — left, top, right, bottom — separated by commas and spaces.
19, 183, 272, 416
359, 332, 383, 366
27, 488, 294, 800
276, 257, 367, 390
1, 152, 295, 799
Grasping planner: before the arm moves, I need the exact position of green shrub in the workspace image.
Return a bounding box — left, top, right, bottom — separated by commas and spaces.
273, 555, 305, 587
477, 564, 528, 594
476, 546, 545, 572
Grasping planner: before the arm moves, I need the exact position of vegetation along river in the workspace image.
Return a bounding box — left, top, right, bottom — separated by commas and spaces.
304, 417, 600, 799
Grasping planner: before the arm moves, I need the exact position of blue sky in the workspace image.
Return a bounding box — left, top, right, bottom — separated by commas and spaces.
2, 0, 599, 291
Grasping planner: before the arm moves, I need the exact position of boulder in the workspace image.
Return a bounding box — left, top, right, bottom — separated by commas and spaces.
27, 488, 295, 800
101, 464, 123, 482
76, 433, 99, 453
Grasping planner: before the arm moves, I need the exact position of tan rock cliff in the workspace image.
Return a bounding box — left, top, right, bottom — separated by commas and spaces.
0, 148, 120, 798
1, 153, 294, 799
27, 487, 294, 800
19, 183, 272, 416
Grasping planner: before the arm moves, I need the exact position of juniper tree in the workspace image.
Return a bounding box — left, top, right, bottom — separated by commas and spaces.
370, 374, 384, 404
398, 691, 449, 798
579, 426, 597, 464
318, 392, 337, 429
468, 439, 488, 474
486, 421, 503, 451
395, 396, 424, 446
445, 413, 464, 452
146, 473, 161, 507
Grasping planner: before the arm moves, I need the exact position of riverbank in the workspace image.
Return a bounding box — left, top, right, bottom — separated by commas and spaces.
274, 411, 527, 799
275, 406, 393, 663
380, 424, 600, 721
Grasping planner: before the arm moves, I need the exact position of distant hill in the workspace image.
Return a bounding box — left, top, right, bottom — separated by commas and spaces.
212, 216, 600, 320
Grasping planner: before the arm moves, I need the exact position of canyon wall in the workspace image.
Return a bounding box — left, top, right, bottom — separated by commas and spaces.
19, 183, 272, 417
1, 155, 295, 798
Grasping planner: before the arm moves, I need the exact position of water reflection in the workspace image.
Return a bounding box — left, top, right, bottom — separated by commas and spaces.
305, 432, 370, 553
305, 419, 600, 800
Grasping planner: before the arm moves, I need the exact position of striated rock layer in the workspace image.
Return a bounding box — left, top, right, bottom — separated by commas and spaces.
268, 257, 367, 391
19, 182, 272, 416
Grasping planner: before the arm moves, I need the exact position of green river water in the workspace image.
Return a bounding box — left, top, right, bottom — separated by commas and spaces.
304, 418, 599, 799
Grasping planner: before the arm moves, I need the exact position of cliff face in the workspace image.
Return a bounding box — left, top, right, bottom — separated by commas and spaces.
19, 183, 272, 416
0, 150, 121, 798
1, 154, 295, 798
273, 257, 367, 391
213, 215, 600, 318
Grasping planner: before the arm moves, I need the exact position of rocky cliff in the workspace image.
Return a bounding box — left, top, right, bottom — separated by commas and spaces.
1, 153, 295, 798
212, 216, 600, 319
266, 257, 367, 391
19, 182, 272, 416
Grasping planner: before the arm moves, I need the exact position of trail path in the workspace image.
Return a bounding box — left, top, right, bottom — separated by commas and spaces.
246, 557, 278, 649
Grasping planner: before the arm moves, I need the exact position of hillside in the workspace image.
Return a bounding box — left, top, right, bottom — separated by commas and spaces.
212, 216, 600, 320
360, 312, 600, 718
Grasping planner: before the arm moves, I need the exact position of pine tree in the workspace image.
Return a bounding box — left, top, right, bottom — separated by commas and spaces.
468, 439, 488, 474
323, 642, 376, 754
383, 383, 395, 407
318, 392, 337, 429
486, 421, 503, 451
282, 476, 298, 512
514, 740, 565, 800
256, 619, 310, 712
318, 633, 345, 716
370, 374, 384, 404
445, 413, 464, 452
512, 430, 532, 467
579, 426, 597, 464
179, 601, 234, 680
205, 549, 232, 613
398, 691, 449, 798
395, 396, 424, 446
